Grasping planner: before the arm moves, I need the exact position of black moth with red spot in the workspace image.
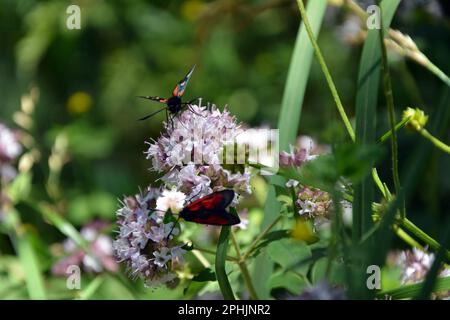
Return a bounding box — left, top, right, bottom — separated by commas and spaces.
180, 190, 240, 226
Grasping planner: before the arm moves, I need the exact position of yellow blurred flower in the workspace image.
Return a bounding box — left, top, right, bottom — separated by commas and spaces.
291, 219, 319, 244
181, 0, 204, 22
67, 91, 93, 115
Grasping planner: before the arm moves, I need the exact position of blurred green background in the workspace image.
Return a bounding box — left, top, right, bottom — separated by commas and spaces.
1, 0, 450, 299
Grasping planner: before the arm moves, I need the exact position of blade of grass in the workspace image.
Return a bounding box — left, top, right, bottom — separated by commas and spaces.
37, 203, 89, 251
11, 212, 46, 300
278, 0, 328, 151
353, 0, 400, 241
5, 207, 46, 300
377, 276, 450, 299
297, 0, 355, 142
346, 0, 400, 299
16, 235, 46, 300
215, 226, 235, 300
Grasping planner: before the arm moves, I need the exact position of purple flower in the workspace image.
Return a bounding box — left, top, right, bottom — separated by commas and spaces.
112, 186, 186, 287
296, 186, 332, 221
279, 135, 328, 168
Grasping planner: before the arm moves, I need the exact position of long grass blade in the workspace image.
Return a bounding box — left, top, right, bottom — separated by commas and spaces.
377, 276, 450, 299
353, 0, 400, 241
350, 0, 400, 299
278, 0, 327, 150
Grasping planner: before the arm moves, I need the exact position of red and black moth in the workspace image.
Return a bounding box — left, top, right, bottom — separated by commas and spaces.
137, 65, 200, 122
179, 189, 240, 226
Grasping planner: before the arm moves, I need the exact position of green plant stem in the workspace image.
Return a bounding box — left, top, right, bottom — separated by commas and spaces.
393, 225, 423, 250
378, 13, 403, 218
425, 58, 450, 88
419, 128, 450, 154
242, 215, 282, 260
377, 117, 410, 143
400, 218, 450, 262
230, 230, 259, 300
297, 0, 355, 142
371, 168, 384, 197
215, 226, 236, 300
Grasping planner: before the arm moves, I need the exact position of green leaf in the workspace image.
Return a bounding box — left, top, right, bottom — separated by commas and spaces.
311, 257, 345, 285
215, 226, 235, 300
267, 238, 311, 270
249, 230, 291, 258
281, 144, 381, 192
268, 271, 307, 295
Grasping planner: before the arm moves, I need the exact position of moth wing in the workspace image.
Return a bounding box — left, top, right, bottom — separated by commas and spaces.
183, 209, 240, 226
186, 190, 235, 212
172, 65, 196, 97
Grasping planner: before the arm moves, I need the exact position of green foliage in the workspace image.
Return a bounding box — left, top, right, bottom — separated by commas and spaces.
1, 0, 450, 301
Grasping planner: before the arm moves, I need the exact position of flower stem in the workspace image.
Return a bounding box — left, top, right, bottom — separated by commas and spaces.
215, 226, 236, 300
377, 116, 410, 143
297, 0, 355, 142
419, 129, 450, 155
242, 215, 282, 261
393, 225, 423, 250
378, 13, 404, 218
230, 230, 259, 300
424, 58, 450, 88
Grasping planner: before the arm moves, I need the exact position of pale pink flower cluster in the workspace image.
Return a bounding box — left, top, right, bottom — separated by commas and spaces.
394, 248, 450, 299
396, 248, 450, 283
296, 186, 332, 220
281, 136, 336, 226
146, 105, 251, 200
112, 187, 186, 287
